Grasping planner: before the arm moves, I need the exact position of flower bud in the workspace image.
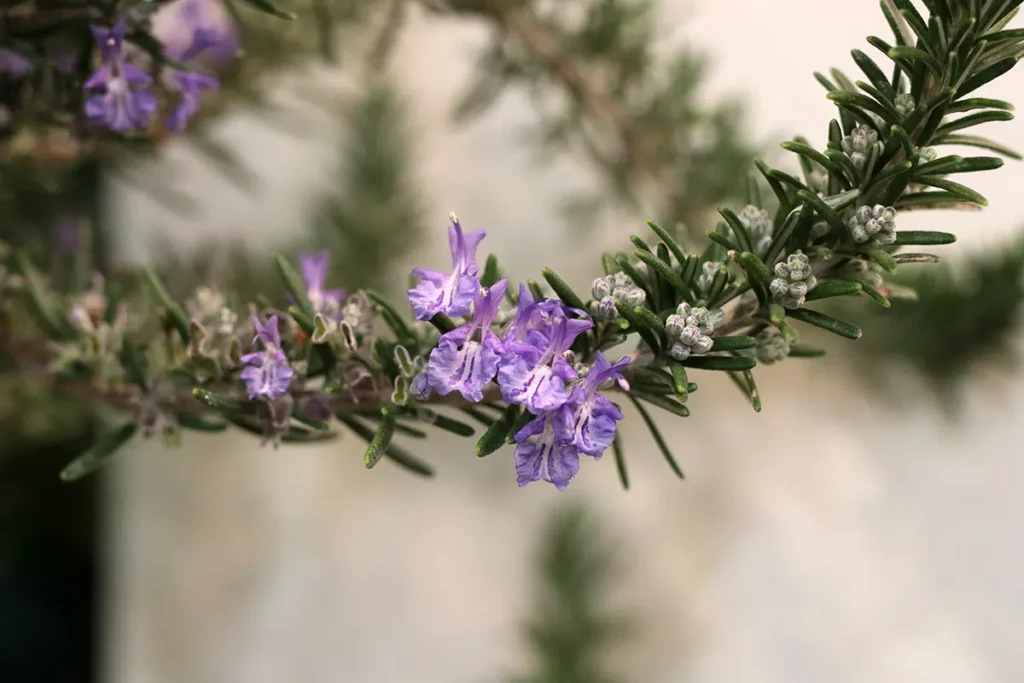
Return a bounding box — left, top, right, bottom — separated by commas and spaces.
847, 203, 897, 245
668, 343, 690, 361
665, 314, 686, 340
597, 296, 618, 320
770, 251, 817, 309
591, 276, 612, 300
894, 93, 915, 118
624, 287, 646, 307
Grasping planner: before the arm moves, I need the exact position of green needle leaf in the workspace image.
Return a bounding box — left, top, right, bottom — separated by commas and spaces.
459, 405, 496, 427
421, 410, 476, 437
506, 409, 537, 445
364, 408, 396, 469
142, 266, 191, 344
177, 416, 230, 433
913, 177, 989, 205
787, 308, 862, 340
477, 405, 520, 457
805, 281, 863, 301
679, 355, 757, 371
16, 253, 75, 340
615, 301, 662, 356
429, 313, 456, 334
632, 392, 690, 417
612, 435, 629, 490
239, 0, 297, 19
542, 267, 587, 311
60, 423, 138, 482
366, 289, 416, 346
789, 345, 828, 358
635, 250, 688, 296
668, 362, 690, 399
336, 415, 434, 478
274, 253, 315, 319
711, 336, 758, 351
866, 247, 899, 273
728, 370, 762, 412
481, 253, 502, 288
894, 230, 957, 245
933, 134, 1022, 159
119, 337, 150, 393
193, 388, 252, 413
862, 286, 892, 307
646, 220, 688, 266
738, 251, 773, 288
628, 395, 684, 479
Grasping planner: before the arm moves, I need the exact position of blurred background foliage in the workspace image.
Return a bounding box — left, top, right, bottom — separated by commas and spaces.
505, 504, 635, 683
849, 233, 1024, 406
2, 0, 1024, 680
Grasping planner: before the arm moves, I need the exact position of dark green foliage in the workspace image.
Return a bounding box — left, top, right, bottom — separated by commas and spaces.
307, 79, 425, 295
857, 235, 1024, 391
507, 505, 634, 683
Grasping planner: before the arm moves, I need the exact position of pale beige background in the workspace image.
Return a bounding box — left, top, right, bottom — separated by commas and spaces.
105, 2, 1024, 682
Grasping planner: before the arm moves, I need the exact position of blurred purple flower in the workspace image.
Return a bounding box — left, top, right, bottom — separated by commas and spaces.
153, 0, 238, 65
53, 218, 81, 253
0, 48, 32, 78
53, 51, 78, 75
299, 252, 345, 317
408, 215, 485, 320
302, 394, 333, 422
84, 18, 157, 132
182, 0, 237, 58
161, 27, 222, 131
240, 315, 294, 400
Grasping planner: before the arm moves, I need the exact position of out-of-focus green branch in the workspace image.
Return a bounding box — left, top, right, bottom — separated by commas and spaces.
506, 505, 635, 683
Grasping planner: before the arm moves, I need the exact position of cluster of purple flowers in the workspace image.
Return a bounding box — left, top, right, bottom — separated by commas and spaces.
409, 216, 630, 490
83, 9, 229, 133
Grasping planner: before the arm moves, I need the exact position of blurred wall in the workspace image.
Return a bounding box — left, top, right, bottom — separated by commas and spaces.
104, 1, 1024, 682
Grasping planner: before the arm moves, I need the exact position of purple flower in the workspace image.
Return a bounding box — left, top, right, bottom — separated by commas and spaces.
161, 28, 221, 131
178, 0, 238, 61
0, 48, 32, 78
164, 69, 219, 131
503, 284, 565, 353
408, 215, 485, 320
240, 315, 294, 400
93, 18, 127, 62
302, 394, 333, 422
417, 279, 508, 403
498, 300, 592, 414
84, 18, 157, 132
513, 412, 579, 490
560, 352, 630, 458
299, 252, 345, 316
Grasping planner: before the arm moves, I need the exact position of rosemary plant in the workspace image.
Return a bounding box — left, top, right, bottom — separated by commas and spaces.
2, 0, 1023, 490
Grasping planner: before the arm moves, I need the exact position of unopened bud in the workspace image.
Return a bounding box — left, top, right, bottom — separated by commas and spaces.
591, 276, 612, 300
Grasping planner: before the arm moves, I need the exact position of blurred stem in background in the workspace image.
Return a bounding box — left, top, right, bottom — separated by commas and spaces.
433, 0, 759, 236
507, 505, 635, 683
